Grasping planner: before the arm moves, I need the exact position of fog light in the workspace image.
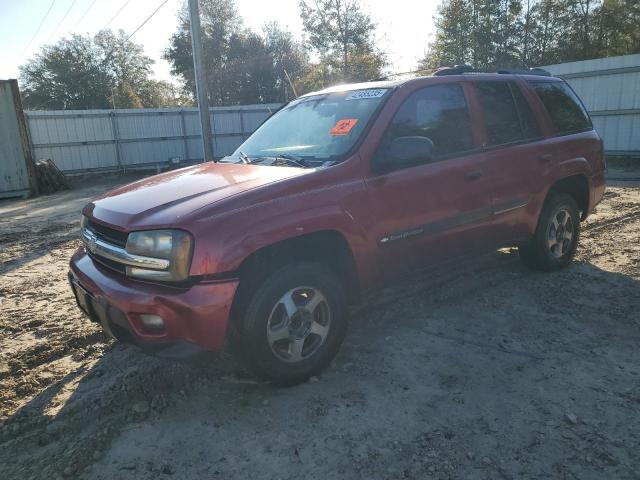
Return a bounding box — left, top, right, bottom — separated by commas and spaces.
139, 314, 165, 331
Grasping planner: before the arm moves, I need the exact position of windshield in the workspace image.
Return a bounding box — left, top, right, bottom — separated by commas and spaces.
229, 88, 390, 165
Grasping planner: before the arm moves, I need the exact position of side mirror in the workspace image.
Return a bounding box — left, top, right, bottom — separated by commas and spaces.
373, 136, 435, 174
389, 136, 434, 165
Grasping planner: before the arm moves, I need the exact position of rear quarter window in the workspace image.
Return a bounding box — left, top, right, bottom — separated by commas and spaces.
528, 81, 592, 136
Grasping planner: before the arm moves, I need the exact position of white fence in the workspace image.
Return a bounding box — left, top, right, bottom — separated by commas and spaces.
25, 104, 282, 173
541, 53, 640, 157
23, 55, 640, 174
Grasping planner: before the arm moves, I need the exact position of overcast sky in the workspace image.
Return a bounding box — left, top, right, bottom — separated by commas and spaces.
0, 0, 440, 84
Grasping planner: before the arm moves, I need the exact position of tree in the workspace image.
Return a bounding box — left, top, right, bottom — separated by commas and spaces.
299, 0, 386, 84
164, 0, 307, 104
164, 0, 240, 105
421, 0, 640, 71
528, 0, 569, 65
598, 0, 640, 57
20, 34, 112, 109
263, 22, 309, 99
420, 0, 474, 68
492, 0, 523, 67
20, 30, 173, 110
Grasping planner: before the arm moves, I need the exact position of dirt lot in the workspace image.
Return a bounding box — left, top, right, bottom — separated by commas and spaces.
1, 176, 639, 480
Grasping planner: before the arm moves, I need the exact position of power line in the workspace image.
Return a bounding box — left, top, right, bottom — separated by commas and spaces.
22, 0, 57, 56
102, 0, 170, 67
73, 0, 98, 30
124, 0, 169, 42
73, 0, 169, 83
47, 0, 79, 43
103, 0, 132, 30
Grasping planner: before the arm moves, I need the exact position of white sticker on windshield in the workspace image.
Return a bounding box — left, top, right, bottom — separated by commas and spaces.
345, 89, 387, 100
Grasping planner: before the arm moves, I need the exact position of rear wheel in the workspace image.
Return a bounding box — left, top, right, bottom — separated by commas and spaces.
236, 262, 347, 385
519, 193, 581, 271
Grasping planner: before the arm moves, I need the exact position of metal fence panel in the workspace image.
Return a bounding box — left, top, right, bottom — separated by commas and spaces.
0, 85, 29, 196
541, 54, 640, 156
25, 104, 282, 173
119, 139, 186, 167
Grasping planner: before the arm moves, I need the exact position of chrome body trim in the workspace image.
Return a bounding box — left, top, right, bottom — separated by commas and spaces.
378, 197, 530, 245
493, 202, 529, 216
81, 227, 170, 270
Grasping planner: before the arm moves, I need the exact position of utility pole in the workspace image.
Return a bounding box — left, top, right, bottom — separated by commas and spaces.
188, 0, 215, 162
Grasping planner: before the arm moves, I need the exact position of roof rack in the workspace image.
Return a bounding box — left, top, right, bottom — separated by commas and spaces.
432, 64, 475, 76
497, 68, 551, 76
371, 68, 434, 81
431, 65, 552, 77
371, 65, 553, 82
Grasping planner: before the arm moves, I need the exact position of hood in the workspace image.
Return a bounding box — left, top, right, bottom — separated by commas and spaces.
86, 162, 311, 229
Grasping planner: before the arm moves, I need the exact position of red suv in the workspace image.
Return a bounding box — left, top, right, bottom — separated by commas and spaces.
69, 69, 606, 384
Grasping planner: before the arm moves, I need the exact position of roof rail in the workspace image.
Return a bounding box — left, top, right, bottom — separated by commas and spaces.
371, 68, 434, 81
497, 68, 552, 77
433, 64, 475, 76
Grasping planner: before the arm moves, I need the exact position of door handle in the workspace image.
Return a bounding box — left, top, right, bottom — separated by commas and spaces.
464, 170, 482, 181
539, 153, 553, 163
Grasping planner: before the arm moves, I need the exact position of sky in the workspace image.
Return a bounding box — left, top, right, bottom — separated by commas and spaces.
0, 0, 440, 84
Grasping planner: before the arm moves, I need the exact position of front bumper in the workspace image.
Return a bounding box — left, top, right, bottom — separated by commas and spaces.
69, 247, 239, 354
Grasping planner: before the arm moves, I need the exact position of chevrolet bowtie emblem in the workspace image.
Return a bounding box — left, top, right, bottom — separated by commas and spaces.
83, 228, 98, 254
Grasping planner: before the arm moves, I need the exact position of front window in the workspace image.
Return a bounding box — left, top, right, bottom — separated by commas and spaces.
376, 83, 474, 169
227, 88, 391, 166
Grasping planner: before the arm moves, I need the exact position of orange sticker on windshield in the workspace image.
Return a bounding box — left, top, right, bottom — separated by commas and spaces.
330, 118, 358, 136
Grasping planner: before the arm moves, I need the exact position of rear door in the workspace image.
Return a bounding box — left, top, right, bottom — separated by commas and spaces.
525, 79, 604, 213
526, 79, 601, 173
363, 82, 496, 279
469, 79, 547, 244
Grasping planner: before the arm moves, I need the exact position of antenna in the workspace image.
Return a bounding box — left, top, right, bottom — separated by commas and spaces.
283, 68, 298, 98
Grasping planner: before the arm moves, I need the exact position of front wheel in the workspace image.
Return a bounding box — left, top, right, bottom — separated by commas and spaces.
519, 193, 581, 271
236, 263, 347, 385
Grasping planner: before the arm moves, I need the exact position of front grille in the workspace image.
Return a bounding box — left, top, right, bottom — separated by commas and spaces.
88, 219, 128, 248
89, 251, 126, 274
85, 219, 128, 274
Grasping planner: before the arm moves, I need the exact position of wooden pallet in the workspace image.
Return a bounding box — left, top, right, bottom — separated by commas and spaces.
35, 159, 70, 194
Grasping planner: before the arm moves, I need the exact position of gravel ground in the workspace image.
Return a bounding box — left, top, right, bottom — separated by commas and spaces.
0, 177, 639, 480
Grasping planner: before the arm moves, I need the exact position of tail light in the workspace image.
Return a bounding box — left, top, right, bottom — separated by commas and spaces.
600, 138, 607, 172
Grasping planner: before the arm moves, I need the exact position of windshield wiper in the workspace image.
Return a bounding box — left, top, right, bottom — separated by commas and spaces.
238, 150, 251, 164
246, 153, 312, 168
273, 153, 310, 168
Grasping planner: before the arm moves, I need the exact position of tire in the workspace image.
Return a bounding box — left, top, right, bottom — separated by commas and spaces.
236, 262, 348, 385
519, 193, 581, 271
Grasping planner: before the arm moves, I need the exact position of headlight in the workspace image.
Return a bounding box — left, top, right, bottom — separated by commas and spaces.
125, 230, 194, 282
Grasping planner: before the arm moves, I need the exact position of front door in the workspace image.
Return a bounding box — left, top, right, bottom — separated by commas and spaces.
363, 83, 496, 280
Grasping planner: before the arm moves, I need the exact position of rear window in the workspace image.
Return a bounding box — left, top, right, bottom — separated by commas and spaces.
528, 81, 592, 135
474, 81, 540, 146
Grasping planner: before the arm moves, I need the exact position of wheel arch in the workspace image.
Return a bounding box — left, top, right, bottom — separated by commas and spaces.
546, 174, 590, 220
235, 229, 360, 301
226, 229, 360, 344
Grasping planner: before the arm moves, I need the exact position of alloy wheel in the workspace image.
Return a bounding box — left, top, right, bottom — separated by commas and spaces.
547, 207, 574, 258
266, 286, 331, 363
